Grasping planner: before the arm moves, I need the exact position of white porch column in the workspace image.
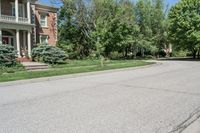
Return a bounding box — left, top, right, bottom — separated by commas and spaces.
15, 0, 19, 22
27, 0, 31, 23
27, 31, 31, 57
16, 29, 21, 57
0, 28, 2, 44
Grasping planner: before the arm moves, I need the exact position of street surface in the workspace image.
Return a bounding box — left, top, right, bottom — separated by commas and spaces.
0, 60, 200, 133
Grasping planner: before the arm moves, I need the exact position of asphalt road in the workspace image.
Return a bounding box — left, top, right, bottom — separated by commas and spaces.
0, 60, 200, 133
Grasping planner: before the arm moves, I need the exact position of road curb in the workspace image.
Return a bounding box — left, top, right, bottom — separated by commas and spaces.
0, 61, 161, 87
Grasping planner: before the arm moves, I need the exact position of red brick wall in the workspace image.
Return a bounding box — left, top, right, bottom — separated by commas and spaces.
34, 6, 57, 46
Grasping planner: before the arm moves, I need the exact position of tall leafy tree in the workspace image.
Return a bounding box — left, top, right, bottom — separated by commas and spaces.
90, 0, 139, 58
152, 0, 166, 50
58, 0, 93, 59
135, 0, 155, 56
168, 0, 200, 58
135, 0, 168, 57
90, 0, 118, 57
116, 0, 140, 58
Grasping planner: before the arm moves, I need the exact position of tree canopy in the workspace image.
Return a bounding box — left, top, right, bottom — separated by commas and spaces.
57, 0, 170, 59
168, 0, 200, 58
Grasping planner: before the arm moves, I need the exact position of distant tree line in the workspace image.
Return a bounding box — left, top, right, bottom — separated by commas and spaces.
55, 0, 200, 59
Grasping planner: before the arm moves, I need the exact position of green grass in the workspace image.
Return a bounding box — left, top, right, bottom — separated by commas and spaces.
0, 60, 153, 82
52, 60, 139, 68
0, 63, 25, 75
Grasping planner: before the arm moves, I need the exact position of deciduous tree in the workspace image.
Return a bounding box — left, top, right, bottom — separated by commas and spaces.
168, 0, 200, 58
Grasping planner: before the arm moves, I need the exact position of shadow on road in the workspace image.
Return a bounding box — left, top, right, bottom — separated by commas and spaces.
158, 57, 200, 62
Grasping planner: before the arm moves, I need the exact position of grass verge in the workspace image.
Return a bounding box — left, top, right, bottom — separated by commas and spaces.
0, 60, 154, 83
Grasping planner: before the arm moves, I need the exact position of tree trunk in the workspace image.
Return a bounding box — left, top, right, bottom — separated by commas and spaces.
198, 50, 200, 59
133, 52, 137, 59
100, 55, 104, 67
141, 48, 144, 57
132, 47, 137, 59
193, 50, 197, 59
125, 48, 128, 59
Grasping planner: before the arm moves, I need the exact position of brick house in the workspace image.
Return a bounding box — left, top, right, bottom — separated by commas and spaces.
0, 0, 58, 57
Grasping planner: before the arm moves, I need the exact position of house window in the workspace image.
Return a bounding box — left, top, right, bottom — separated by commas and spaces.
11, 3, 24, 17
40, 35, 48, 44
19, 5, 24, 17
40, 14, 47, 27
12, 6, 15, 16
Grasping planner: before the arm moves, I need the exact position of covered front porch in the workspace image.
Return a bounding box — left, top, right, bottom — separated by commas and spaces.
0, 27, 32, 58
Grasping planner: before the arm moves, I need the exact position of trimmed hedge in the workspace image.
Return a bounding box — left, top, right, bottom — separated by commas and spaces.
0, 44, 17, 67
32, 44, 68, 64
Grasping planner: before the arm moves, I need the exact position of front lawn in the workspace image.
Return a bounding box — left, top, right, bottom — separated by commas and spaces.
0, 63, 25, 75
0, 60, 154, 82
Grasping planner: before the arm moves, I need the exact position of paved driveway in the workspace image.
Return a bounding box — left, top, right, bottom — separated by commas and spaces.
0, 60, 200, 133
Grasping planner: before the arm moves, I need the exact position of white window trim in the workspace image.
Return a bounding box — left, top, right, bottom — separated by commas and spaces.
40, 35, 48, 44
40, 13, 48, 28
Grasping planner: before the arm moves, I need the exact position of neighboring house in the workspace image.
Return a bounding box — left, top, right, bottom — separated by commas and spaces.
0, 0, 58, 57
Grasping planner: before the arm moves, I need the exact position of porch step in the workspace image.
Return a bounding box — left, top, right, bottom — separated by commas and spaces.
25, 65, 49, 70
21, 62, 49, 71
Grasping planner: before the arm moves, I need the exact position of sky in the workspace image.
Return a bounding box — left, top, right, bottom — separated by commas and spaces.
166, 0, 179, 6
39, 0, 180, 7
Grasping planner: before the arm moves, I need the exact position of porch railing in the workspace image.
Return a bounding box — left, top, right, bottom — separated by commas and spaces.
0, 15, 29, 24
19, 17, 29, 23
0, 15, 16, 22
